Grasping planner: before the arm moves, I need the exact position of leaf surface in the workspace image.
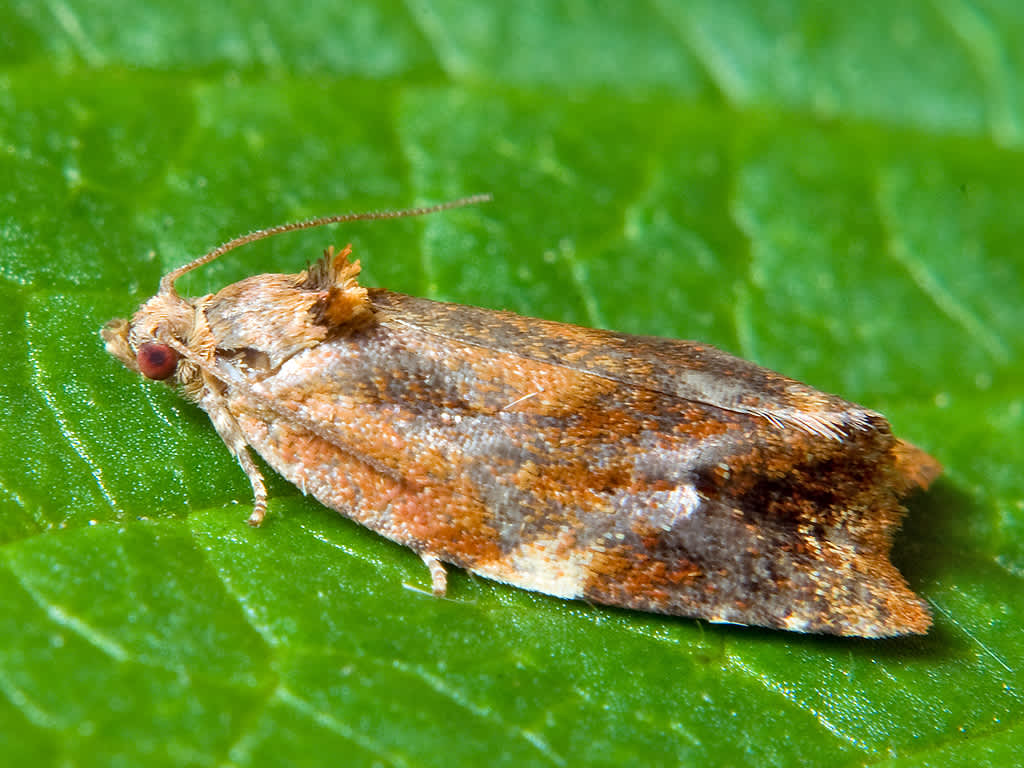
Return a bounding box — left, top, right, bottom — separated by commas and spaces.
1, 2, 1022, 766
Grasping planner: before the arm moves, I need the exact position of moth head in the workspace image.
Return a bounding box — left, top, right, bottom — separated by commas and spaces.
101, 195, 492, 383
101, 290, 196, 383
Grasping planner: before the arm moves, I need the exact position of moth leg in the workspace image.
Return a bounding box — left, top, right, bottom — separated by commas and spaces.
204, 392, 268, 526
237, 447, 268, 527
421, 554, 448, 596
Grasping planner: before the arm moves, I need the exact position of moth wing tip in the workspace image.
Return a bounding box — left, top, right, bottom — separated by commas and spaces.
866, 598, 933, 638
893, 439, 943, 491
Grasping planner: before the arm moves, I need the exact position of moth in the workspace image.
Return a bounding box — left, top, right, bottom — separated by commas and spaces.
102, 196, 941, 637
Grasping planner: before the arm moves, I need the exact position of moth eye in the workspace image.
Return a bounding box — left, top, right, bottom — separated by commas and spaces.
136, 343, 179, 380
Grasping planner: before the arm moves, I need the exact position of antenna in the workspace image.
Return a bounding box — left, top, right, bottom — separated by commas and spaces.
159, 194, 492, 294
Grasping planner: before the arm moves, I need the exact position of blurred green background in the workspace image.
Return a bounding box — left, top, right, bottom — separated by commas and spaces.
0, 1, 1021, 766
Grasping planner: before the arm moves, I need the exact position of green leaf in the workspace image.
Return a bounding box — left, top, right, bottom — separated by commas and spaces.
1, 2, 1022, 766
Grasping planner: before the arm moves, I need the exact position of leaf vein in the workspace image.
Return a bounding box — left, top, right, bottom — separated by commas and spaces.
389, 659, 567, 766
6, 562, 130, 663
276, 685, 412, 768
928, 599, 1017, 675
26, 331, 121, 513
882, 225, 1009, 364
45, 0, 106, 66
934, 0, 1023, 147
401, 0, 466, 79
726, 655, 870, 752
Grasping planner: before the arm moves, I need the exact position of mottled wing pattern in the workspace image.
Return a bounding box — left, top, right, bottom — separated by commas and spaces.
217, 290, 933, 636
